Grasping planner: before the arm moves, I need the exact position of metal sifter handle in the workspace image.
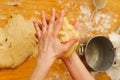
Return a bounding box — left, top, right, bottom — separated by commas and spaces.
76, 44, 85, 56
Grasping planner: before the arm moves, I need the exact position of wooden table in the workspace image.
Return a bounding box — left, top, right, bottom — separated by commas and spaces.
0, 0, 120, 80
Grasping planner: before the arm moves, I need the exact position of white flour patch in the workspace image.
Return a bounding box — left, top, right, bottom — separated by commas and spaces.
107, 32, 120, 80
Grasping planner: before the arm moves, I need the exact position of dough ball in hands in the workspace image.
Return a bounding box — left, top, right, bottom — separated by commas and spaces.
58, 17, 79, 57
0, 15, 38, 68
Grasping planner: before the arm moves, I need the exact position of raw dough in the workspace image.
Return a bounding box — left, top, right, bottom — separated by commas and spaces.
59, 17, 79, 57
59, 17, 79, 42
0, 15, 38, 68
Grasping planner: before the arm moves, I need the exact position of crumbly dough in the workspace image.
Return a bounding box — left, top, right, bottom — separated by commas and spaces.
0, 15, 79, 68
0, 15, 38, 68
59, 17, 79, 57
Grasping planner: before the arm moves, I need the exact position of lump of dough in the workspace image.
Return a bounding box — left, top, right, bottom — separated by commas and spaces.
0, 15, 38, 68
59, 17, 79, 57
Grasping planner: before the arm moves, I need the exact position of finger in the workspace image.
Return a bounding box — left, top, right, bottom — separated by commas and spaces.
41, 11, 47, 33
46, 17, 50, 25
46, 13, 58, 25
55, 10, 64, 35
48, 8, 55, 31
63, 38, 79, 52
34, 33, 38, 39
55, 13, 59, 20
73, 21, 79, 30
33, 21, 41, 38
38, 22, 43, 30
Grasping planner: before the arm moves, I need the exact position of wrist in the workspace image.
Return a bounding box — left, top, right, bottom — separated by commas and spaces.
62, 52, 77, 63
62, 52, 95, 80
30, 53, 55, 80
36, 52, 55, 66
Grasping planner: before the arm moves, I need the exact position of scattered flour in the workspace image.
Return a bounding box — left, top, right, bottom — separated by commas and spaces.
107, 32, 120, 80
4, 1, 22, 6
61, 1, 118, 33
79, 6, 118, 32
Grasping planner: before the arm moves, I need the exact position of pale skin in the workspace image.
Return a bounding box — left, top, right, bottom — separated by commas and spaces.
29, 9, 95, 80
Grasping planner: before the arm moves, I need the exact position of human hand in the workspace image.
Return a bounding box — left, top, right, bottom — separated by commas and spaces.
33, 9, 78, 60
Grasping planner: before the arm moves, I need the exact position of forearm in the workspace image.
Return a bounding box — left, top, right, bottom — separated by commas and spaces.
63, 52, 95, 80
29, 54, 55, 80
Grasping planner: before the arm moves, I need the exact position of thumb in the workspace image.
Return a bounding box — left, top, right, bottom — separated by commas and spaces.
63, 38, 79, 52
